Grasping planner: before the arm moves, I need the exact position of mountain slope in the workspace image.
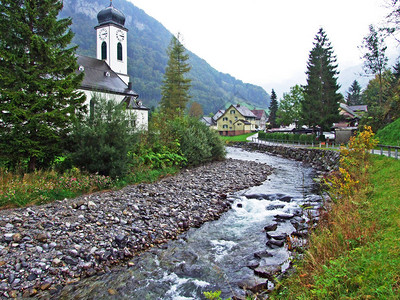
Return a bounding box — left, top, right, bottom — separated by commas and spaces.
60, 0, 270, 114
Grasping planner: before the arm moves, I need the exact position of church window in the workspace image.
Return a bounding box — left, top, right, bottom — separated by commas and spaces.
101, 42, 107, 60
117, 42, 123, 61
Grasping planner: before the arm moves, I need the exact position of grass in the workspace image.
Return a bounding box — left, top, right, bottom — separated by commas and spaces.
375, 117, 400, 147
0, 166, 179, 209
271, 154, 400, 299
219, 132, 256, 143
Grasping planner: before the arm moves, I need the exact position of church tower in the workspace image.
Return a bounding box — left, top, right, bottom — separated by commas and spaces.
95, 1, 129, 84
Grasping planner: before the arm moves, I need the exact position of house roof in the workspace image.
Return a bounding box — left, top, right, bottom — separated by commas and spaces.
340, 103, 359, 119
213, 109, 225, 122
349, 105, 368, 112
201, 116, 214, 126
77, 55, 138, 97
251, 109, 266, 120
233, 104, 256, 118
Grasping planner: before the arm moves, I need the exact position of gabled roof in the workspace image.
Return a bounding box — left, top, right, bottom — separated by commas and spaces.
340, 103, 359, 119
201, 116, 214, 126
231, 104, 256, 118
77, 55, 138, 97
251, 109, 267, 120
213, 109, 225, 121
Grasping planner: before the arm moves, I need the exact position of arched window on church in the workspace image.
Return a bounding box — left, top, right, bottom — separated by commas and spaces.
101, 42, 107, 60
117, 42, 123, 61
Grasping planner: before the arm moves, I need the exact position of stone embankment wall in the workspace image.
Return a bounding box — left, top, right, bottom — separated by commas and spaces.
237, 142, 340, 172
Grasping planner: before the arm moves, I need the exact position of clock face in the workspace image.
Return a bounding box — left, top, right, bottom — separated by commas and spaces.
99, 28, 108, 40
116, 29, 125, 41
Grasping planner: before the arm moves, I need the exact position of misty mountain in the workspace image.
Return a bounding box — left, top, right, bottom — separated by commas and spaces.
60, 0, 271, 114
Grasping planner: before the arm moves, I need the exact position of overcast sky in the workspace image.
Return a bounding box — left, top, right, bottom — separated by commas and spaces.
129, 0, 397, 98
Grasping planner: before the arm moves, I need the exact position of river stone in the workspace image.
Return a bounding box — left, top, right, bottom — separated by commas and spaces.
264, 223, 278, 232
266, 240, 285, 249
253, 264, 281, 281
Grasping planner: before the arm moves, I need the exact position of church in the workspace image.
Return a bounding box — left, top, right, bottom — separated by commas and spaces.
76, 1, 149, 130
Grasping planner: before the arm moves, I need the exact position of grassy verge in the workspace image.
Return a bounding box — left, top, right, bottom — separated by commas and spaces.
219, 132, 256, 143
0, 166, 179, 209
271, 154, 400, 299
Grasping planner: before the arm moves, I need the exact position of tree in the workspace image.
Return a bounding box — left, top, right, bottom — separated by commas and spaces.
346, 80, 363, 105
0, 0, 85, 171
301, 28, 341, 133
277, 85, 303, 127
160, 34, 191, 117
360, 25, 388, 105
268, 89, 278, 128
188, 101, 204, 118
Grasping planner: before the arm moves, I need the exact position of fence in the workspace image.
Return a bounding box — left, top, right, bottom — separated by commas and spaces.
251, 137, 339, 148
371, 145, 400, 160
251, 138, 400, 160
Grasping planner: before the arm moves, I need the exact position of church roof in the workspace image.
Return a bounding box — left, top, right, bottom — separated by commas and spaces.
96, 2, 126, 29
77, 55, 138, 97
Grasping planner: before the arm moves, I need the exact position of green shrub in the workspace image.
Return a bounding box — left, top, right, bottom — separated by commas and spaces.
70, 95, 136, 178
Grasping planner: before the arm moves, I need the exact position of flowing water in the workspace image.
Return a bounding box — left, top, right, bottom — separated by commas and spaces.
58, 147, 323, 299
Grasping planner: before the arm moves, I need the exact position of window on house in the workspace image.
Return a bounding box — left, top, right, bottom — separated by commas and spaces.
229, 120, 232, 124
223, 125, 228, 129
101, 42, 107, 60
230, 110, 236, 114
117, 42, 123, 61
223, 117, 228, 121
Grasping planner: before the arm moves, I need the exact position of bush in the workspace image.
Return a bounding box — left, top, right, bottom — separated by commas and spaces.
70, 95, 136, 178
169, 117, 226, 167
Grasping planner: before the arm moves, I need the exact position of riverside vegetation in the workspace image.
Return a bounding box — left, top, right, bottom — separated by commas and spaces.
270, 126, 400, 299
0, 97, 225, 209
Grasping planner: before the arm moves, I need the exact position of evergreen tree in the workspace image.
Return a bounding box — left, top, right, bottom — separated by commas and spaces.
0, 0, 85, 171
301, 28, 341, 133
346, 80, 363, 105
160, 34, 191, 117
268, 89, 278, 128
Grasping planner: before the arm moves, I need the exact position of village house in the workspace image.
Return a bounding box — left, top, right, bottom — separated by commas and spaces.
213, 104, 257, 136
76, 1, 149, 130
251, 109, 268, 131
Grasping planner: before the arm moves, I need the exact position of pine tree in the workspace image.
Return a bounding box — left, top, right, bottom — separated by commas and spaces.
268, 89, 278, 128
346, 80, 363, 106
0, 0, 85, 171
301, 28, 341, 133
160, 34, 192, 117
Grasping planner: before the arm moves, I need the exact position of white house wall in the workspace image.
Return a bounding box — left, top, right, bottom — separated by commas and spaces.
79, 89, 148, 131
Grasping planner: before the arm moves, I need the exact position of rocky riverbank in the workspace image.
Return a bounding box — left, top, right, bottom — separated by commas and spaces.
0, 159, 272, 298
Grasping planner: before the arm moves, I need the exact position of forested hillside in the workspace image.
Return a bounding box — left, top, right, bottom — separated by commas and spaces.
60, 0, 270, 114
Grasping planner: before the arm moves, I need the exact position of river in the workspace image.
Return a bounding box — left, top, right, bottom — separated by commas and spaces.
56, 147, 323, 299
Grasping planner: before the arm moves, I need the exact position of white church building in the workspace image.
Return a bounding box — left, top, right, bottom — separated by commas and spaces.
76, 1, 149, 130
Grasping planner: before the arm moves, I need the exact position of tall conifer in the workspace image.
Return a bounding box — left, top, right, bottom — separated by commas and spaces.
268, 89, 278, 128
160, 34, 191, 117
301, 28, 341, 133
0, 0, 85, 170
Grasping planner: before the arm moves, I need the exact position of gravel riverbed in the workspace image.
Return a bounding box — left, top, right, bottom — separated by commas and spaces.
0, 158, 272, 298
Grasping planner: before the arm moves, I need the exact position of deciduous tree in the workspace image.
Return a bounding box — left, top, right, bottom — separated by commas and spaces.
360, 25, 388, 105
188, 101, 203, 118
0, 0, 85, 171
277, 85, 303, 127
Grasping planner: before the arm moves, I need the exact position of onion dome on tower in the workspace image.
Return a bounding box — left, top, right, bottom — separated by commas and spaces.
97, 0, 126, 28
